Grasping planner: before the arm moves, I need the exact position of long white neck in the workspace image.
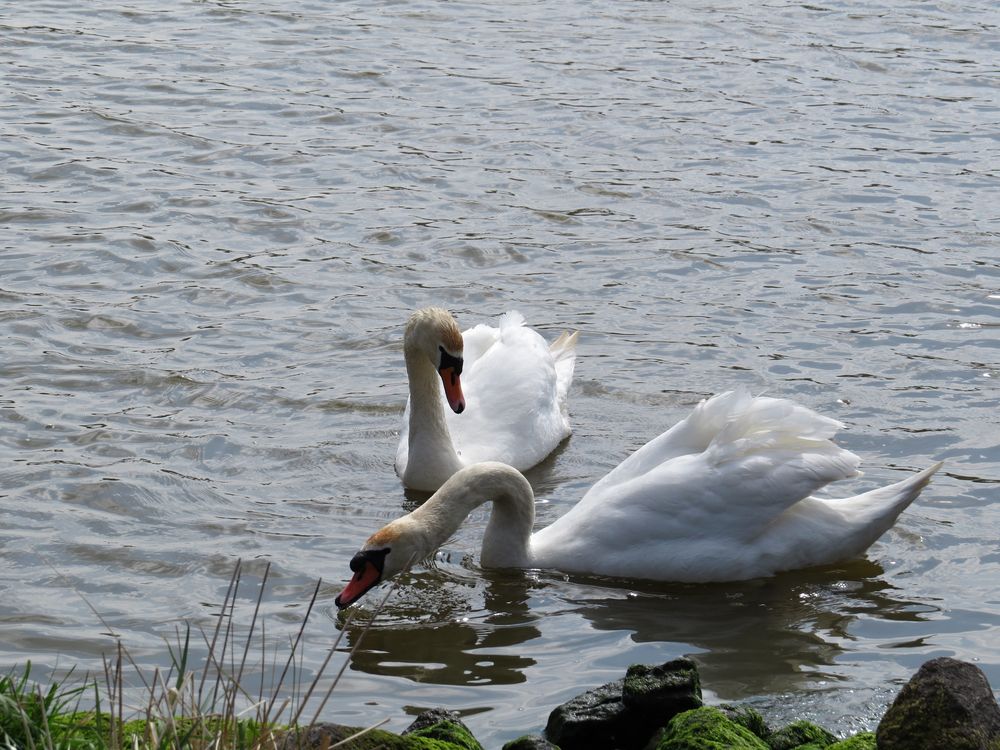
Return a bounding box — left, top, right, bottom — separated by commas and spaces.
408, 462, 536, 569
403, 343, 463, 489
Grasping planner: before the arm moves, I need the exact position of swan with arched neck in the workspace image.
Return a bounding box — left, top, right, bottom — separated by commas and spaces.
340, 390, 942, 607
394, 307, 577, 492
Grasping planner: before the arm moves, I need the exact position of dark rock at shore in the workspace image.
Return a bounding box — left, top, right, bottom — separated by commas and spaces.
623, 659, 703, 717
545, 676, 631, 748
501, 735, 560, 749
876, 656, 1000, 750
545, 657, 702, 750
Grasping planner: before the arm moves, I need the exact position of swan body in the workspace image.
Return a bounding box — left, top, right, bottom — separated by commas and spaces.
338, 390, 941, 607
394, 307, 578, 492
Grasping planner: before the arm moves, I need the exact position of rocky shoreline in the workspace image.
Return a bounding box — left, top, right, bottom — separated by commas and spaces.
281, 656, 1000, 749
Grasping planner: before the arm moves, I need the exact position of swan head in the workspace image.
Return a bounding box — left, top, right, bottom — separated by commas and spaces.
404, 307, 466, 413
334, 517, 425, 609
335, 463, 536, 608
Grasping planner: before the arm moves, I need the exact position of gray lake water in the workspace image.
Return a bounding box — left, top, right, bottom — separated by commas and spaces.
2, 0, 998, 745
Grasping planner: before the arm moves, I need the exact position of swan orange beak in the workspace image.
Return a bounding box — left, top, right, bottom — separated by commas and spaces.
438, 367, 465, 414
335, 549, 387, 609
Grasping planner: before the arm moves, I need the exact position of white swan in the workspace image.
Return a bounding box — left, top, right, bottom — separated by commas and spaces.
338, 390, 941, 607
394, 307, 578, 492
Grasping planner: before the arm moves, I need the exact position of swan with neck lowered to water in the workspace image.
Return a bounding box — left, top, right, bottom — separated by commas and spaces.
394, 307, 578, 492
338, 390, 942, 607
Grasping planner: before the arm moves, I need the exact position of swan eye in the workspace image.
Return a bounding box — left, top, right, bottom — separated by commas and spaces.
350, 548, 389, 574
438, 346, 463, 376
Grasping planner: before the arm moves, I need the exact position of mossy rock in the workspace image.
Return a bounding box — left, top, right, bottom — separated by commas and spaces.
407, 719, 484, 750
656, 707, 770, 749
767, 720, 836, 750
718, 704, 771, 740
622, 658, 703, 716
827, 733, 876, 750
278, 721, 476, 749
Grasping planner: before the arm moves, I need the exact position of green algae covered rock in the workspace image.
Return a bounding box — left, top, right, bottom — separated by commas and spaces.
399, 709, 483, 750
718, 704, 771, 741
406, 719, 483, 750
278, 721, 480, 749
827, 732, 876, 750
656, 707, 770, 749
766, 720, 836, 749
622, 657, 703, 717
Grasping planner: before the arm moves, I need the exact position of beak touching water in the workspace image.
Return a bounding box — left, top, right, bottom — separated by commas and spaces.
335, 548, 389, 609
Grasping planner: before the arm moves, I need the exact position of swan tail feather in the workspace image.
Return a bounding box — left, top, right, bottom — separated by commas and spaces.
832, 461, 943, 526
589, 391, 859, 513
549, 329, 578, 356
549, 330, 579, 408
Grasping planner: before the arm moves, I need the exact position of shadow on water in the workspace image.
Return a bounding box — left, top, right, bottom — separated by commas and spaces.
335, 558, 937, 696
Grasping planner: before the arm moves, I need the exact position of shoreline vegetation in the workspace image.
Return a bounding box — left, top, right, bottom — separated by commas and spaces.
0, 561, 395, 750
5, 564, 999, 749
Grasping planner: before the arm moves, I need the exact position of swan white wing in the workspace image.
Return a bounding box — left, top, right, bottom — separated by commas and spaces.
586, 390, 851, 498
582, 390, 751, 498
448, 314, 572, 468
531, 391, 861, 580
532, 449, 861, 580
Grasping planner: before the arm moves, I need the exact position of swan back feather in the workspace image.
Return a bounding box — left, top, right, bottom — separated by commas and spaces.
529, 391, 928, 581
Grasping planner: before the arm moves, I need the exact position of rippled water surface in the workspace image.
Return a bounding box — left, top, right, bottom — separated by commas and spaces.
2, 0, 999, 745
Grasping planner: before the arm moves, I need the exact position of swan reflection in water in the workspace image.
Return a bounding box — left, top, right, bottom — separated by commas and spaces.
336, 566, 541, 686
560, 559, 938, 699
334, 558, 937, 698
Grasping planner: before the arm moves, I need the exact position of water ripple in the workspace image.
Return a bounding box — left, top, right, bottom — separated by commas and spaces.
1, 0, 998, 745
